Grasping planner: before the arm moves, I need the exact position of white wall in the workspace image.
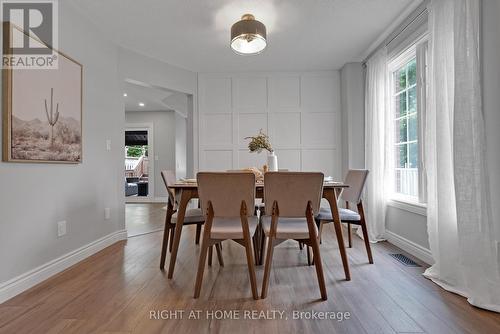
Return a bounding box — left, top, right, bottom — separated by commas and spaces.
125, 110, 176, 198
175, 113, 188, 179
0, 1, 124, 292
340, 63, 365, 176
118, 48, 198, 175
482, 0, 500, 241
198, 72, 342, 178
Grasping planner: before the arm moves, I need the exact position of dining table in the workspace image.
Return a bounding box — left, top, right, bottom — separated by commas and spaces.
165, 180, 351, 281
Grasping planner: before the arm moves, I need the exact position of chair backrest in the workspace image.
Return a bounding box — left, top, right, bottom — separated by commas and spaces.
340, 169, 369, 203
197, 172, 256, 217
161, 170, 177, 205
264, 172, 324, 217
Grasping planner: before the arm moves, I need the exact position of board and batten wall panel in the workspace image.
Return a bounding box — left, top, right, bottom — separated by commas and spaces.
198, 72, 341, 179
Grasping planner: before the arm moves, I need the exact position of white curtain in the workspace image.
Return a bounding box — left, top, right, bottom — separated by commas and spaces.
363, 47, 390, 242
424, 0, 500, 312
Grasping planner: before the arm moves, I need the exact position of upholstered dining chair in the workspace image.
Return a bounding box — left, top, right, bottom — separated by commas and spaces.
260, 172, 327, 300
194, 172, 259, 299
159, 170, 221, 270
315, 169, 373, 264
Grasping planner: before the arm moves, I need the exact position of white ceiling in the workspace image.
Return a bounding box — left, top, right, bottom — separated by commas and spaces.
70, 0, 417, 72
123, 81, 175, 112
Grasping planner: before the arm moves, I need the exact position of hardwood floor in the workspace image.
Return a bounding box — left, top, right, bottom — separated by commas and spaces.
126, 203, 166, 237
1, 209, 499, 333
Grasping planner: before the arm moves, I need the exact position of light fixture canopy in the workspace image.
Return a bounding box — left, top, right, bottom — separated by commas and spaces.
230, 14, 267, 55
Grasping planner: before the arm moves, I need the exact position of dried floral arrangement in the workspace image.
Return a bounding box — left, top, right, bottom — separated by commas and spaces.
245, 129, 273, 154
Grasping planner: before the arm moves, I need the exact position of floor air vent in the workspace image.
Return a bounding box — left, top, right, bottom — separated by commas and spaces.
389, 253, 421, 267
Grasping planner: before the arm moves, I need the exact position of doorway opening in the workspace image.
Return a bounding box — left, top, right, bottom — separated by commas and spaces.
123, 79, 193, 238
125, 124, 154, 203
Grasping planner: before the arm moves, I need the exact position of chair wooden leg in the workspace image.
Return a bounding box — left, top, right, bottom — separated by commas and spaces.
160, 224, 170, 270
306, 246, 312, 266
252, 233, 260, 266
168, 225, 174, 253
243, 235, 259, 300
360, 221, 373, 264
310, 235, 327, 300
258, 229, 266, 265
299, 241, 303, 250
357, 202, 373, 264
208, 245, 213, 266
261, 236, 275, 299
195, 223, 202, 245
215, 243, 224, 266
347, 223, 352, 248
318, 221, 324, 244
194, 239, 211, 298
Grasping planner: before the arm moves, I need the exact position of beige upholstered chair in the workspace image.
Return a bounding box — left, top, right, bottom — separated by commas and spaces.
194, 172, 259, 299
260, 172, 327, 300
315, 169, 373, 264
159, 170, 209, 270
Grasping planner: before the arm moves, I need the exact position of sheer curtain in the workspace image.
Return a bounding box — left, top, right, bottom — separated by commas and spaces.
363, 48, 390, 242
424, 0, 500, 312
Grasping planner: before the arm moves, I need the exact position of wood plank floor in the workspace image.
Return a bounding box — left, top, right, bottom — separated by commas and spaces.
1, 208, 499, 333
126, 203, 166, 237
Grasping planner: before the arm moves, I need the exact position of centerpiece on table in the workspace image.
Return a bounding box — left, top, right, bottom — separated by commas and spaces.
245, 129, 278, 171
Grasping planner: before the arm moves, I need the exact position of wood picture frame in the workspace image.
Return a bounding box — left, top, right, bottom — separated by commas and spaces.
2, 22, 83, 163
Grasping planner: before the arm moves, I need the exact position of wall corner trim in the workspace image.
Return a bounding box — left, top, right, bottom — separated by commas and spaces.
385, 230, 434, 265
0, 229, 127, 304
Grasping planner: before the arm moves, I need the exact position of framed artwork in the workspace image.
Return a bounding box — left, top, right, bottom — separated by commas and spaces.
2, 23, 83, 163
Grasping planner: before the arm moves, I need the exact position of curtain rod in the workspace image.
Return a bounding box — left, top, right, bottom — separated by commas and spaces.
363, 1, 429, 64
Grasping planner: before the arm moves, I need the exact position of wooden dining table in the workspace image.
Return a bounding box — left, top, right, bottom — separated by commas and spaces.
166, 180, 351, 281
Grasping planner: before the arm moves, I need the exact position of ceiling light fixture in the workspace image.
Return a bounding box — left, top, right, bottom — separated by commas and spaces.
123, 93, 127, 97
230, 14, 267, 55
138, 102, 145, 107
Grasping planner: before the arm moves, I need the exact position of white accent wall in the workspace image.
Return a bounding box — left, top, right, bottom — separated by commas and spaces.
198, 72, 342, 178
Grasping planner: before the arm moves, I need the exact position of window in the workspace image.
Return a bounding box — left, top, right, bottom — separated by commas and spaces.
389, 41, 427, 204
393, 57, 418, 198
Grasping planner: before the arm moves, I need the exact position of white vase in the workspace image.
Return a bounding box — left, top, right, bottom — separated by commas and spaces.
267, 152, 278, 171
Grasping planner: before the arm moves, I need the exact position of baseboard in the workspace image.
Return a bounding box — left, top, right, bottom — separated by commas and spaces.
0, 229, 127, 304
385, 230, 434, 265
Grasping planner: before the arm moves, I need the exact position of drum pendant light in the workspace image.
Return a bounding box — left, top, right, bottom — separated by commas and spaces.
230, 14, 267, 55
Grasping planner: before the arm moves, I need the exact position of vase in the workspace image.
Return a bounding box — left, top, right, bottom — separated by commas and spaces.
267, 152, 278, 171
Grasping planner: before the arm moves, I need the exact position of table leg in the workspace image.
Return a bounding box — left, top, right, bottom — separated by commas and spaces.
324, 188, 351, 281
167, 189, 193, 279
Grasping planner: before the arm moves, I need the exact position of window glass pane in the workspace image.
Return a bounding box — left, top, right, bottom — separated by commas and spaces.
395, 68, 406, 92
395, 144, 407, 168
395, 117, 407, 143
407, 59, 417, 86
395, 91, 407, 117
408, 114, 418, 141
408, 86, 417, 113
409, 142, 418, 168
391, 53, 419, 199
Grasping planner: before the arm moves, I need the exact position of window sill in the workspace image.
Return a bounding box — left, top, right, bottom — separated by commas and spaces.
387, 198, 427, 216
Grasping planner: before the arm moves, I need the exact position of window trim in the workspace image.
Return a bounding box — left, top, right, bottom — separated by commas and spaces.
387, 198, 427, 216
388, 35, 428, 206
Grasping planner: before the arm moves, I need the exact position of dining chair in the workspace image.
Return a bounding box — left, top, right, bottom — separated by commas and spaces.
159, 170, 221, 270
315, 169, 373, 264
194, 172, 259, 299
260, 172, 327, 300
